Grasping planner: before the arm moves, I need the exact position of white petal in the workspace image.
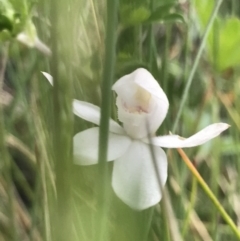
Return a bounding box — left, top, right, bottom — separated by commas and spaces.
134, 68, 169, 104
74, 127, 132, 165
112, 68, 168, 101
35, 38, 51, 56
40, 75, 125, 134
112, 140, 168, 210
42, 72, 53, 85
112, 68, 169, 138
148, 123, 230, 148
73, 99, 125, 135
17, 32, 36, 47
145, 95, 169, 136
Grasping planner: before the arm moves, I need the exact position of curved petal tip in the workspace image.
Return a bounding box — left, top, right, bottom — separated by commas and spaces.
41, 72, 53, 85
149, 122, 230, 148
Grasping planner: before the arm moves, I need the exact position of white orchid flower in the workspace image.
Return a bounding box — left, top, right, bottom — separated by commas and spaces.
17, 21, 51, 56
42, 68, 229, 210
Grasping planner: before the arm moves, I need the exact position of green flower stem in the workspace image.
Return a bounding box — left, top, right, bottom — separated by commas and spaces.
177, 148, 240, 239
98, 0, 118, 169
172, 0, 223, 133
147, 123, 182, 241
97, 0, 118, 240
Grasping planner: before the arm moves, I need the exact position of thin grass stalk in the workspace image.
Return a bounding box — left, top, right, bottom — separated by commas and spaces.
177, 148, 240, 239
138, 25, 143, 61
147, 0, 154, 71
162, 24, 171, 93
182, 176, 197, 237
210, 98, 221, 239
50, 0, 73, 240
217, 92, 240, 131
172, 0, 223, 133
6, 134, 35, 164
97, 0, 118, 240
11, 161, 34, 202
183, 2, 190, 85
147, 4, 182, 240
98, 0, 118, 181
31, 83, 52, 241
90, 0, 102, 46
142, 207, 155, 241
29, 149, 43, 241
0, 43, 18, 240
147, 122, 183, 241
177, 17, 191, 194
147, 9, 177, 240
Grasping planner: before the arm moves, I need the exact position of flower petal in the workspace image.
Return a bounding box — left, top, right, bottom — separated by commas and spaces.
148, 123, 230, 148
134, 68, 169, 104
74, 127, 132, 165
41, 72, 125, 135
35, 38, 51, 56
112, 140, 168, 210
112, 68, 168, 102
42, 72, 53, 85
73, 99, 125, 135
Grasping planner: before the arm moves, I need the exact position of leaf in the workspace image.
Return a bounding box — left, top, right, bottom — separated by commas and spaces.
194, 0, 240, 71
120, 6, 151, 27
193, 0, 214, 28
116, 58, 148, 78
0, 14, 13, 31
216, 18, 240, 71
145, 13, 185, 24
146, 1, 176, 22
161, 13, 185, 23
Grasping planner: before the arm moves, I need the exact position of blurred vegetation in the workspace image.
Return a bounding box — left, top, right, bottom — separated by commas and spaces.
0, 0, 240, 241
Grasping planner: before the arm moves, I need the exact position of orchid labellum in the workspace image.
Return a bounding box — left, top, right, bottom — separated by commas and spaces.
43, 68, 229, 210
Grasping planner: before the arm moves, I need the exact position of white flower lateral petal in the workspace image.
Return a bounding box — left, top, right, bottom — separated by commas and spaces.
42, 68, 229, 211
74, 127, 131, 165
146, 123, 230, 148
41, 72, 125, 135
73, 100, 125, 135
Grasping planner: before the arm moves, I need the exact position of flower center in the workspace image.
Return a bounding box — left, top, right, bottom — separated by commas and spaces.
122, 86, 151, 114
135, 86, 151, 110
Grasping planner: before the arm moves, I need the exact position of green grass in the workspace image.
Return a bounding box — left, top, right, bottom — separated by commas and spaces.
1, 0, 240, 240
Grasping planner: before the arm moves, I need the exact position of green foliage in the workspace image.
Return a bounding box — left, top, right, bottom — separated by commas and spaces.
0, 14, 12, 31
0, 0, 31, 41
120, 5, 151, 27
1, 0, 240, 241
194, 0, 214, 27
148, 2, 176, 22
146, 2, 184, 23
119, 1, 184, 27
194, 0, 240, 71
208, 17, 240, 71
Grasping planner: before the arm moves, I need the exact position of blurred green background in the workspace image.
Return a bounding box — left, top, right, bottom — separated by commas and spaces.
0, 0, 240, 240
